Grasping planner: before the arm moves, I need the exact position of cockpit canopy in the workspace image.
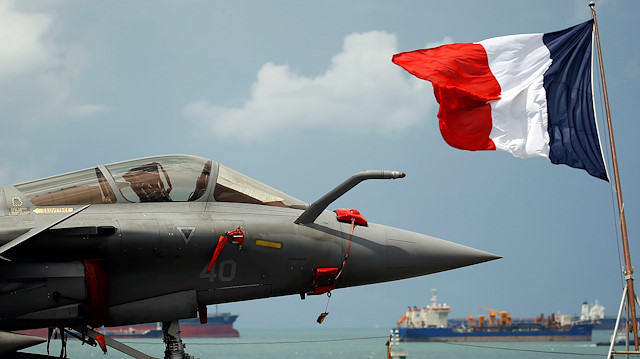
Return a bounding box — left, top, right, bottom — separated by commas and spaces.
13, 155, 308, 209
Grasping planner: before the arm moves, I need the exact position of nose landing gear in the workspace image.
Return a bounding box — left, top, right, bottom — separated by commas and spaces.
162, 320, 195, 359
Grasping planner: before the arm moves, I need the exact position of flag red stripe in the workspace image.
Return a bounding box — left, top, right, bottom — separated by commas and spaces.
392, 43, 500, 151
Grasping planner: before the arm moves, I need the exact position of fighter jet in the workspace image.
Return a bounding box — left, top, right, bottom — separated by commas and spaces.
0, 154, 498, 358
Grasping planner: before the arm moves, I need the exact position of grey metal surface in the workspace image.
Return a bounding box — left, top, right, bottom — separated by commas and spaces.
0, 155, 499, 358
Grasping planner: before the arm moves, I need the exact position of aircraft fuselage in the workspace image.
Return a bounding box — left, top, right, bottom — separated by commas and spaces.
0, 155, 498, 333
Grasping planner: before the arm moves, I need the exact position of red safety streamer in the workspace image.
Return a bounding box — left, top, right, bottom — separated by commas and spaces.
207, 235, 228, 271
315, 216, 360, 325
335, 218, 355, 280
317, 220, 356, 324
317, 292, 332, 324
83, 259, 109, 328
198, 307, 208, 324
96, 334, 107, 354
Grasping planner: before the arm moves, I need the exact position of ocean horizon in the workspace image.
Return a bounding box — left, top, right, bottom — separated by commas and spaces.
25, 328, 617, 359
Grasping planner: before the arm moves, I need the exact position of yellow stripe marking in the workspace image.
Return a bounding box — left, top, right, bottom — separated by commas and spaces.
255, 240, 282, 249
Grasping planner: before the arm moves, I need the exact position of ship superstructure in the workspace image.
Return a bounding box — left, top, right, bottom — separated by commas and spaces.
395, 290, 593, 342
398, 289, 449, 329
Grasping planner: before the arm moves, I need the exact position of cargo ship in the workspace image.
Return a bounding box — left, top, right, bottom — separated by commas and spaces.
396, 289, 593, 342
102, 312, 239, 338
17, 311, 239, 339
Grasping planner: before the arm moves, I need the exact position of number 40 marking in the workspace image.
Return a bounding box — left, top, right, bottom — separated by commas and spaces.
200, 260, 237, 282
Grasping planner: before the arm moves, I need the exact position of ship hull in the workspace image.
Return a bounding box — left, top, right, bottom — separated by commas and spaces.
103, 314, 240, 338
103, 324, 239, 338
16, 314, 239, 339
398, 323, 593, 342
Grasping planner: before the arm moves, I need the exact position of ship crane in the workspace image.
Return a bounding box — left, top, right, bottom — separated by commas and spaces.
480, 306, 512, 326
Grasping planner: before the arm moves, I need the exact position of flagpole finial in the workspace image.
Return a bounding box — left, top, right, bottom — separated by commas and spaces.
589, 1, 595, 8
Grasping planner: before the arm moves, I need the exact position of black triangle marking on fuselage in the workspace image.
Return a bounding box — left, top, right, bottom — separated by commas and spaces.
177, 226, 196, 244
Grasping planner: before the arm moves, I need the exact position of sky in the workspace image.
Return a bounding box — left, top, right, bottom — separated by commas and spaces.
1, 0, 639, 330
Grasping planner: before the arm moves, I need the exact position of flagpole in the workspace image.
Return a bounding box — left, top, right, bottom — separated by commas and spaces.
589, 2, 639, 352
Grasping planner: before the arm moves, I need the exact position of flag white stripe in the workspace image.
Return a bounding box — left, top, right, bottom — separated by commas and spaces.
478, 33, 552, 158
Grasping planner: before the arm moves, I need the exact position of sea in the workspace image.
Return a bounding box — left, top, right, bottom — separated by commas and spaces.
25, 328, 618, 359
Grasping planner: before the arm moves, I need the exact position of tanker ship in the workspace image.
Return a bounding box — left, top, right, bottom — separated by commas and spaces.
17, 311, 239, 339
396, 289, 593, 342
103, 312, 239, 338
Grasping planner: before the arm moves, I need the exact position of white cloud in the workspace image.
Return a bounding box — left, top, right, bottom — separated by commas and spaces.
0, 0, 55, 81
183, 31, 433, 143
0, 1, 108, 123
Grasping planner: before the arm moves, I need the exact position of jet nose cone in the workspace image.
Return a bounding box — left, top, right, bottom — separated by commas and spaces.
338, 223, 500, 287
383, 225, 500, 278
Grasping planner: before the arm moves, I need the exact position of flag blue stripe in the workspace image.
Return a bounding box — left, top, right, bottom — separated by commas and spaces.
542, 20, 608, 181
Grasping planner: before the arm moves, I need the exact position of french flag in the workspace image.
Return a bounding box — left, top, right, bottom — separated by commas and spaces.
393, 20, 608, 181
